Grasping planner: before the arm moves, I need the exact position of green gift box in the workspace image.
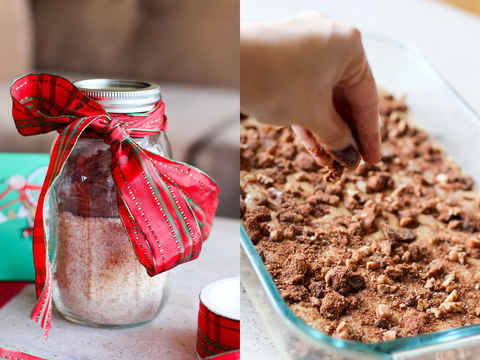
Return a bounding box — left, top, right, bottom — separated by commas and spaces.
0, 153, 49, 281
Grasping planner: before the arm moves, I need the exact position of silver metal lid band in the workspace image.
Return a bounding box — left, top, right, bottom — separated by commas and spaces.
73, 79, 161, 113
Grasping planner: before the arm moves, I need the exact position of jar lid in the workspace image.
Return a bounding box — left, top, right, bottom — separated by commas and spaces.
73, 79, 161, 113
199, 277, 240, 321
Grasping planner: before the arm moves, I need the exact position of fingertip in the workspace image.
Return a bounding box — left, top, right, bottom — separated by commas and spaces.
360, 129, 382, 164
330, 144, 360, 169
291, 125, 335, 169
361, 142, 382, 164
362, 152, 382, 165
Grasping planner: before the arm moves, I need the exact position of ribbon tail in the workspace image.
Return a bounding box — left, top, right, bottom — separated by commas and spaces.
29, 116, 105, 339
142, 148, 220, 241
112, 139, 218, 276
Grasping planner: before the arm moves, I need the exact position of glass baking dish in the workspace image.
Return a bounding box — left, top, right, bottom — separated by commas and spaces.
240, 34, 480, 360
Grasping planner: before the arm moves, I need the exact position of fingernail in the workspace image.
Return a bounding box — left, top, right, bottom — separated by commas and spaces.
332, 144, 359, 169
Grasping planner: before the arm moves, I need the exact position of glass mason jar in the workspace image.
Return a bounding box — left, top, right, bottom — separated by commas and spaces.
50, 79, 172, 327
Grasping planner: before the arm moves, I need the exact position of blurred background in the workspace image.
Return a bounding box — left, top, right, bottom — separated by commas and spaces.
0, 0, 239, 218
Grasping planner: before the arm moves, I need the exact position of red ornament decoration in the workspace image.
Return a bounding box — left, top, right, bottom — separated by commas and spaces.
197, 298, 240, 359
10, 74, 219, 339
0, 282, 28, 309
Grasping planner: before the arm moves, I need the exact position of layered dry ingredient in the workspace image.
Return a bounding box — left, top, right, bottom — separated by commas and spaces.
240, 94, 480, 342
57, 145, 119, 218
53, 141, 167, 325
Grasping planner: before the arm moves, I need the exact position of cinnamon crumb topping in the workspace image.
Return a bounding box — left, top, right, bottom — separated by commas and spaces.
240, 94, 480, 342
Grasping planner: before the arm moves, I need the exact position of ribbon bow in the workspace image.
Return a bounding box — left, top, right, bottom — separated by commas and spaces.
10, 74, 219, 339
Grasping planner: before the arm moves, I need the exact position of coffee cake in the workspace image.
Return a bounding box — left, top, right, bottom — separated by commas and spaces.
240, 94, 480, 342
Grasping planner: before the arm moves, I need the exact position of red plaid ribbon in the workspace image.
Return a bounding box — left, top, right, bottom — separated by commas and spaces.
10, 74, 219, 339
203, 351, 240, 359
0, 345, 51, 360
197, 297, 240, 359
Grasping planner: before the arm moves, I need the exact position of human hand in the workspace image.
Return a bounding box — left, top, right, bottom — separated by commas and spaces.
240, 11, 381, 169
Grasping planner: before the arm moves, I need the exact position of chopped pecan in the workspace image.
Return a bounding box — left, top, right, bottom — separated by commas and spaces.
254, 152, 275, 168
306, 192, 340, 207
349, 275, 366, 292
467, 236, 480, 249
309, 281, 326, 298
440, 302, 465, 313
383, 330, 397, 341
445, 289, 459, 303
430, 307, 447, 319
398, 229, 416, 242
279, 211, 303, 223
381, 223, 400, 245
245, 206, 271, 222
281, 254, 308, 285
279, 285, 308, 302
385, 266, 403, 280
399, 310, 423, 337
399, 210, 419, 228
244, 217, 262, 244
320, 292, 348, 319
380, 241, 392, 256
325, 267, 353, 296
269, 229, 284, 242
295, 152, 319, 172
427, 259, 444, 278
325, 162, 344, 183
408, 243, 422, 262
357, 200, 378, 232
405, 292, 417, 307
367, 172, 393, 192
376, 304, 392, 318
374, 318, 390, 329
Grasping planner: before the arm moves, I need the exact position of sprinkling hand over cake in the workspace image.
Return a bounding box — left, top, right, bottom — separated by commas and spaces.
240, 11, 381, 182
241, 91, 480, 342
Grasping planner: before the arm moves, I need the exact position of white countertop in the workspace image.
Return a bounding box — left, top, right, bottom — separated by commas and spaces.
241, 1, 480, 358
0, 216, 238, 360
240, 284, 281, 360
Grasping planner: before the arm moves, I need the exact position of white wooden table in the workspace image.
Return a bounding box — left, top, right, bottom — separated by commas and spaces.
0, 217, 238, 360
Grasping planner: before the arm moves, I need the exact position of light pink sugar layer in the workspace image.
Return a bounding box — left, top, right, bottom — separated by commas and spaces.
53, 211, 168, 325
